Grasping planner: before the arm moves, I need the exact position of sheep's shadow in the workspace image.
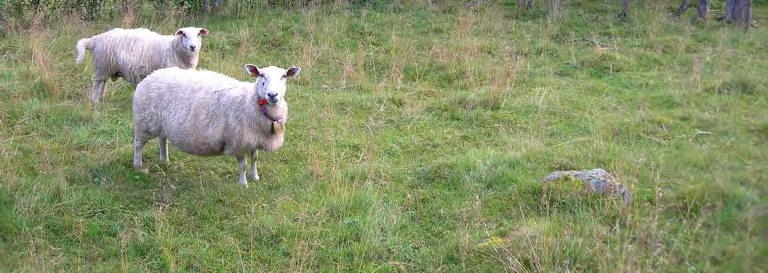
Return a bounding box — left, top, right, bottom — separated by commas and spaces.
66, 155, 241, 208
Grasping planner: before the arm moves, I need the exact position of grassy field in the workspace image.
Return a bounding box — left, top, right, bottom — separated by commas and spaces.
1, 1, 766, 271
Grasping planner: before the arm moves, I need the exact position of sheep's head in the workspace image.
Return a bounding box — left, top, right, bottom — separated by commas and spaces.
174, 27, 209, 53
244, 64, 301, 105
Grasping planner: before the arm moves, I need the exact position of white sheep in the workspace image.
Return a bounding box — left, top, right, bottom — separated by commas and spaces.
132, 64, 301, 187
75, 27, 209, 105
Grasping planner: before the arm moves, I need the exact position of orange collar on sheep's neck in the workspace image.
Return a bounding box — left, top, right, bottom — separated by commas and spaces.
258, 98, 281, 122
258, 98, 284, 134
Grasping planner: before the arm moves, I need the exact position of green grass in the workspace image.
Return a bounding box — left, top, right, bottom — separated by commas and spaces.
1, 1, 767, 272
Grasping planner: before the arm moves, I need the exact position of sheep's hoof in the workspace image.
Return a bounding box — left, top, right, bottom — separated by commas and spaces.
238, 178, 249, 188
252, 173, 260, 181
136, 167, 149, 174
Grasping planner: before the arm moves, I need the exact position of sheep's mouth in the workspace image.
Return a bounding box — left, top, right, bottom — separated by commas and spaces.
267, 97, 279, 104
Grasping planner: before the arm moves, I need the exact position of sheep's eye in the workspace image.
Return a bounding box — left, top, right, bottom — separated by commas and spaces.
281, 75, 287, 80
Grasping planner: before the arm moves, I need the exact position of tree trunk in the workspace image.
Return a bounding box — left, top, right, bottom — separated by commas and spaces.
0, 9, 6, 34
726, 0, 736, 22
618, 0, 628, 19
726, 0, 751, 28
84, 0, 101, 21
0, 2, 5, 23
680, 0, 709, 23
738, 0, 751, 28
695, 0, 709, 20
518, 0, 534, 12
674, 0, 691, 17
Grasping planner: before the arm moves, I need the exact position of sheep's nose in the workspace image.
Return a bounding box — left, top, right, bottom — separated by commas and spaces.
267, 93, 278, 103
189, 45, 197, 52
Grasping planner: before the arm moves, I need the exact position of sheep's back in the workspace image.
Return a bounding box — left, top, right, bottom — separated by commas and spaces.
91, 28, 169, 82
135, 67, 248, 120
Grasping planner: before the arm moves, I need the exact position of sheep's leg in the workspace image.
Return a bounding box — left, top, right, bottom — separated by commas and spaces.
158, 136, 169, 164
250, 150, 260, 181
237, 155, 248, 187
90, 77, 108, 105
133, 133, 149, 174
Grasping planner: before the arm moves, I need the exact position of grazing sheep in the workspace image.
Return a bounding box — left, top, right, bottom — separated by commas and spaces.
132, 64, 302, 187
75, 26, 209, 105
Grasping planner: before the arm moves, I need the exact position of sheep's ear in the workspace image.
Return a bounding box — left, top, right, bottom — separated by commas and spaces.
174, 29, 184, 36
199, 28, 209, 36
286, 66, 301, 77
244, 64, 261, 77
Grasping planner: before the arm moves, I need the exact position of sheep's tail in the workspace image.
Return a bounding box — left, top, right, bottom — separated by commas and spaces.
75, 38, 93, 64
